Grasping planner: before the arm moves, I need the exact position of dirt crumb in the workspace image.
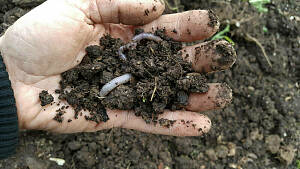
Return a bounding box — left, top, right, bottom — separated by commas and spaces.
215, 43, 237, 67
279, 145, 296, 165
39, 90, 54, 106
53, 108, 65, 123
207, 9, 219, 28
152, 5, 157, 11
215, 83, 232, 107
144, 9, 150, 16
158, 118, 176, 128
265, 135, 281, 154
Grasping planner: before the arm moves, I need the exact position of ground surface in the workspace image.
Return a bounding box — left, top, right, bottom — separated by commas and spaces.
0, 0, 299, 169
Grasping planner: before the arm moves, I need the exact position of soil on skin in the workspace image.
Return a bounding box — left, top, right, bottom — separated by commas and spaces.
0, 0, 299, 169
39, 90, 54, 106
57, 29, 208, 124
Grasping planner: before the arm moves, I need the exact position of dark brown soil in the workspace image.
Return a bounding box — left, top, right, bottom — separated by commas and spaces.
0, 0, 299, 169
56, 29, 208, 124
39, 90, 54, 106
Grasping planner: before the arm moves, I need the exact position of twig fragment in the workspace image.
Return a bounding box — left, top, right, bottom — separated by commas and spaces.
150, 77, 158, 102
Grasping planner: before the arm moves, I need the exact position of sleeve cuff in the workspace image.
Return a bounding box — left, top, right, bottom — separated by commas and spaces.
0, 53, 19, 160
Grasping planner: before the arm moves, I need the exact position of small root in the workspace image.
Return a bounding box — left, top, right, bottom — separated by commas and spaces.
150, 77, 158, 102
245, 33, 272, 68
126, 162, 131, 169
163, 0, 179, 12
150, 47, 155, 54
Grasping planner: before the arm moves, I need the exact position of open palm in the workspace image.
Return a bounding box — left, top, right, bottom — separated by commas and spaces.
0, 0, 235, 136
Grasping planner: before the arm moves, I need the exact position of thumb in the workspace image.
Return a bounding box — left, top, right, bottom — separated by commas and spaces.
88, 0, 165, 25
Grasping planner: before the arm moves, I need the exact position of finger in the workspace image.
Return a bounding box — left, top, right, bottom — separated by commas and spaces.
181, 40, 237, 73
185, 83, 232, 112
26, 83, 229, 135
95, 109, 211, 137
33, 101, 210, 136
140, 10, 219, 42
88, 0, 165, 25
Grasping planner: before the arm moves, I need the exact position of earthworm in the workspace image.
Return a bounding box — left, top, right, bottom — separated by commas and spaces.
132, 33, 163, 42
99, 73, 132, 97
118, 42, 137, 61
118, 33, 163, 60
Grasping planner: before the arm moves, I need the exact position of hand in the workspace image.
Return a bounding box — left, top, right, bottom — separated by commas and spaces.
0, 0, 236, 136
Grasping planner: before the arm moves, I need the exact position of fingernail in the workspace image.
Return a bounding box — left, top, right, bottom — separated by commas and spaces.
207, 10, 220, 29
193, 40, 237, 72
212, 40, 237, 71
214, 83, 232, 108
197, 115, 211, 134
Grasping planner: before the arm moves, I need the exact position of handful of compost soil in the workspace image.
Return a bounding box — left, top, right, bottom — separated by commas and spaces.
42, 29, 209, 125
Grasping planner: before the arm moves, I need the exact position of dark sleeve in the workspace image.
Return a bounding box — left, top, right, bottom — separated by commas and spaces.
0, 53, 19, 159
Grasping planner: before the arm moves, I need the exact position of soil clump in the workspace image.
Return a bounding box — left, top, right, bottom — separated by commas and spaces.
55, 29, 208, 124
39, 90, 54, 106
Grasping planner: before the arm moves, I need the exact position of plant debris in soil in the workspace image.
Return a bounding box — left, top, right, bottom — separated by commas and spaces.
41, 29, 209, 125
